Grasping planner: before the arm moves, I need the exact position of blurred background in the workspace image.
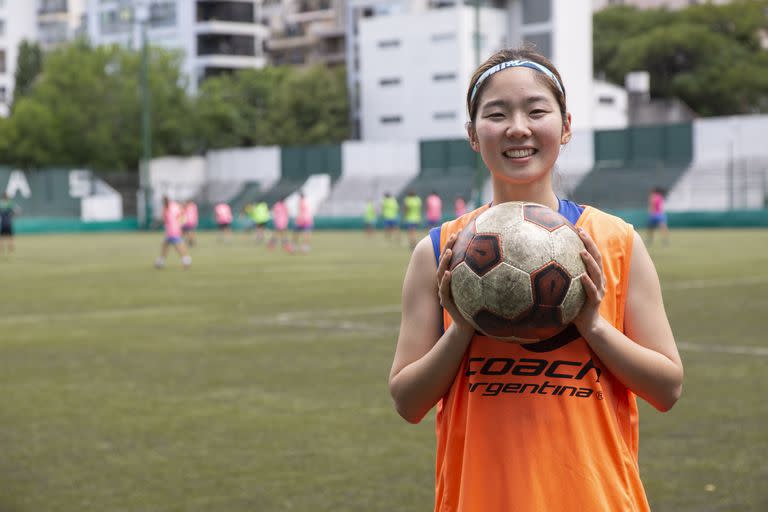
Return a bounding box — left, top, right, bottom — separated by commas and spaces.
0, 0, 766, 230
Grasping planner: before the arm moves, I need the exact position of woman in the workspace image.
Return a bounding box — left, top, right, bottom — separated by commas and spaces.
388, 48, 683, 511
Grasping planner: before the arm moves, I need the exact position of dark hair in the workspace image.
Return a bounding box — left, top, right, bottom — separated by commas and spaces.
466, 46, 567, 123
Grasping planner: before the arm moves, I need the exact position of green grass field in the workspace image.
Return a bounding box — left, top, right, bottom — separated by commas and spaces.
1, 228, 767, 512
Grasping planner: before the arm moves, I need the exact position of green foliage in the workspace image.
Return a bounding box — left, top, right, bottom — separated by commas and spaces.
0, 38, 351, 169
594, 0, 768, 116
12, 40, 43, 104
1, 40, 194, 171
192, 65, 350, 150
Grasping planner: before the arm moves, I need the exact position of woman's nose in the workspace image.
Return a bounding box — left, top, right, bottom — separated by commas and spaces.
505, 114, 532, 138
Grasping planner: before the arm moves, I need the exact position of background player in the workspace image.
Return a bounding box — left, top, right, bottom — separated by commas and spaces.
401, 189, 422, 249
155, 196, 191, 269
425, 191, 442, 229
181, 200, 198, 247
647, 186, 670, 246
292, 192, 314, 253
214, 202, 233, 244
0, 192, 21, 257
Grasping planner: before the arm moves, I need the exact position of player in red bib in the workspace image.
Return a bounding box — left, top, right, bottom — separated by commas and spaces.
388, 47, 683, 512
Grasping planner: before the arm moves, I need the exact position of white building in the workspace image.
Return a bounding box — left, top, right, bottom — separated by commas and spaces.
85, 0, 269, 92
357, 0, 593, 141
38, 0, 87, 49
592, 79, 628, 130
0, 0, 37, 117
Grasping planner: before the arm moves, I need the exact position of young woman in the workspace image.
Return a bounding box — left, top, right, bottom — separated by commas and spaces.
388, 48, 683, 511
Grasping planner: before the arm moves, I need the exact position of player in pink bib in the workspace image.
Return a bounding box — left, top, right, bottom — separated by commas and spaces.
182, 200, 199, 247
155, 196, 191, 269
292, 192, 313, 253
214, 202, 233, 243
425, 191, 443, 228
269, 198, 292, 252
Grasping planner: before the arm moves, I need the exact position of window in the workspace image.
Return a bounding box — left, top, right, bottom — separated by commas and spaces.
377, 39, 400, 49
38, 0, 67, 15
0, 86, 6, 103
433, 111, 456, 120
151, 1, 176, 27
433, 72, 456, 82
431, 32, 455, 42
99, 9, 131, 34
39, 21, 68, 45
523, 32, 551, 59
0, 19, 4, 37
379, 77, 401, 86
0, 49, 5, 73
598, 96, 615, 105
380, 115, 402, 124
522, 0, 550, 24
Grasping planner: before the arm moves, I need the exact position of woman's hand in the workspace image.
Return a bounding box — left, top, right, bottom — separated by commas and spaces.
437, 233, 475, 334
574, 227, 606, 337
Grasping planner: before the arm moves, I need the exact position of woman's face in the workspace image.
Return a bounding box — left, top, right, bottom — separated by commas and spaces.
469, 67, 571, 187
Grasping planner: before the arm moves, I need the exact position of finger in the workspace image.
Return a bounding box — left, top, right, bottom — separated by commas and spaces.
438, 269, 452, 306
580, 249, 604, 289
577, 228, 602, 264
579, 272, 599, 302
443, 232, 458, 251
438, 248, 452, 278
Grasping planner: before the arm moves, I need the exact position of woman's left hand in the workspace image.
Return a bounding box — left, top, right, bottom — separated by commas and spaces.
573, 227, 606, 336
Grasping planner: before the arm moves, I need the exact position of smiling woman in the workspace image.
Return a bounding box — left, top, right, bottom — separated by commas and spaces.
388, 46, 684, 512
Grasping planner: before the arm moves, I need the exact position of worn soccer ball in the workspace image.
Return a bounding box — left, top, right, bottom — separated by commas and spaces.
449, 201, 587, 343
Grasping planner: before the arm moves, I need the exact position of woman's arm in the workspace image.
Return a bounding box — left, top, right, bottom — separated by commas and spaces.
389, 234, 475, 424
575, 229, 683, 412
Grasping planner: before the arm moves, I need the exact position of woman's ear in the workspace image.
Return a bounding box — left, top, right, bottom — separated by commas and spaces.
466, 122, 479, 152
561, 113, 573, 145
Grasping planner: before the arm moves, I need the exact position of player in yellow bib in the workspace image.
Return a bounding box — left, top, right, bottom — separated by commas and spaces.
388, 47, 684, 512
380, 192, 399, 242
402, 190, 423, 249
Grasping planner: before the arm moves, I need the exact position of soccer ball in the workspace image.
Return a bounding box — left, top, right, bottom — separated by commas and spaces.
449, 201, 587, 343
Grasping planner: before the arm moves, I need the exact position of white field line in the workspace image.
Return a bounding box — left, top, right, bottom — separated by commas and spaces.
0, 306, 202, 325
663, 275, 768, 290
677, 341, 768, 357
252, 304, 768, 357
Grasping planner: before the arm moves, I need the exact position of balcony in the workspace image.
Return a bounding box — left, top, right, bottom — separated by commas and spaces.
197, 1, 255, 23
197, 34, 256, 57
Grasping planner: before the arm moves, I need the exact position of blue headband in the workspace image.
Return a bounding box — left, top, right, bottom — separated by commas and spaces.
469, 59, 564, 104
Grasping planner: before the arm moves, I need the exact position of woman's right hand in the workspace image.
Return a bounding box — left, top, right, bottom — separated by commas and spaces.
437, 233, 475, 335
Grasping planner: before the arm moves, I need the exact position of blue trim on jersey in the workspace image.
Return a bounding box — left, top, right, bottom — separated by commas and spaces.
429, 226, 441, 266
558, 197, 585, 225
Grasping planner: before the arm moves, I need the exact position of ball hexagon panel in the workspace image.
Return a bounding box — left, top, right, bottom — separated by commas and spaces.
502, 220, 553, 273
549, 225, 587, 278
480, 262, 532, 319
451, 262, 485, 320
449, 218, 478, 271
475, 202, 524, 234
530, 262, 571, 307
464, 234, 502, 276
523, 203, 570, 231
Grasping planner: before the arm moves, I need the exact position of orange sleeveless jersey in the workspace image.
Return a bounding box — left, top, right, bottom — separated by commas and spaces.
435, 204, 650, 512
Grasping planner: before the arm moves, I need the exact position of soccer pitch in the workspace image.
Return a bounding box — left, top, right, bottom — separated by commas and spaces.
1, 228, 767, 511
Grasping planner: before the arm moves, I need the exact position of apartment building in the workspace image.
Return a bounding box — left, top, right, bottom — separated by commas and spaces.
0, 0, 36, 117
356, 0, 592, 141
86, 0, 269, 91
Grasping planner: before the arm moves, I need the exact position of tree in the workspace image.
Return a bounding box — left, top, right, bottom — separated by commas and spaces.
594, 0, 768, 116
2, 40, 195, 170
12, 40, 43, 105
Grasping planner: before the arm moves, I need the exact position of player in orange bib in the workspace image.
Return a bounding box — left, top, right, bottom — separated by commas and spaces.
388, 47, 684, 512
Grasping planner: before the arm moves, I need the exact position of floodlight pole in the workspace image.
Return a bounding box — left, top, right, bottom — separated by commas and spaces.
472, 0, 484, 209
138, 1, 152, 229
